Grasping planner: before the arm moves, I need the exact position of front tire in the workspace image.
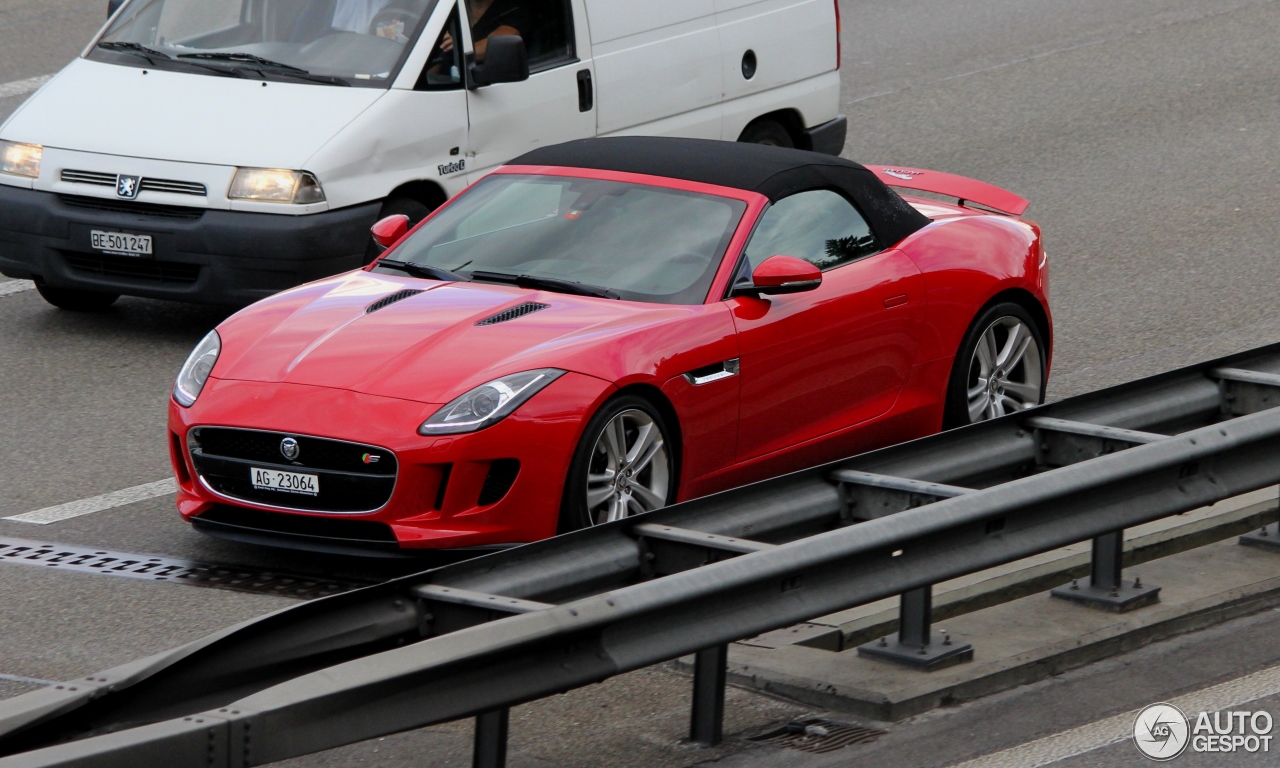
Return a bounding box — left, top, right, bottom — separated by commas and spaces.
559, 395, 676, 532
739, 119, 795, 148
35, 284, 119, 312
943, 302, 1046, 429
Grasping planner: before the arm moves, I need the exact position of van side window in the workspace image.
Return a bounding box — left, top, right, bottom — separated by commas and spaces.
742, 190, 882, 273
464, 0, 575, 69
417, 7, 464, 89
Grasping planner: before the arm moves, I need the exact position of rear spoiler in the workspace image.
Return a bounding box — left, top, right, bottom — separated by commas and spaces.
868, 165, 1030, 217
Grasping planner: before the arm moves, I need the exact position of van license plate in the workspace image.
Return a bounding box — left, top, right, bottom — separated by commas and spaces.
91, 230, 153, 256
251, 467, 319, 496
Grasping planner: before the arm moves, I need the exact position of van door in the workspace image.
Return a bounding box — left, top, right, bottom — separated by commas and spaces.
462, 0, 597, 176
585, 0, 723, 139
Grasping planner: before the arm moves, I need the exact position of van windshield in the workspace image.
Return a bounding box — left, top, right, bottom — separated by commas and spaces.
90, 0, 439, 88
377, 174, 748, 305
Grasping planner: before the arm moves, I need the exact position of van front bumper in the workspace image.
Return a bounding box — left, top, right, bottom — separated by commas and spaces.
0, 185, 382, 306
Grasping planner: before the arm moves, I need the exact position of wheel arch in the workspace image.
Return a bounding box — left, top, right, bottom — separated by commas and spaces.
737, 109, 809, 149
385, 179, 449, 211
610, 383, 685, 492
980, 287, 1053, 367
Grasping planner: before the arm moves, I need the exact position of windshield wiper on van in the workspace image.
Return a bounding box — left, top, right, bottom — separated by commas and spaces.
97, 41, 174, 65
469, 270, 620, 300
376, 259, 465, 282
176, 52, 351, 86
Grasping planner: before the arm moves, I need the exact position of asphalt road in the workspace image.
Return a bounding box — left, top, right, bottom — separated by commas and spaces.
3, 0, 1280, 766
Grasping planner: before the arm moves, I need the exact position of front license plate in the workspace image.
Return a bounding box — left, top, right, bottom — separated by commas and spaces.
91, 230, 153, 256
251, 467, 319, 496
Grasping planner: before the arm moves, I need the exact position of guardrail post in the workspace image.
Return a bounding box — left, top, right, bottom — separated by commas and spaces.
690, 644, 727, 746
1239, 490, 1280, 552
1051, 529, 1161, 612
473, 708, 509, 768
856, 585, 973, 671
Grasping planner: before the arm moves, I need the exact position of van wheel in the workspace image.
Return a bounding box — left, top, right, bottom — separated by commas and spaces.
739, 119, 795, 148
364, 196, 434, 264
35, 284, 118, 312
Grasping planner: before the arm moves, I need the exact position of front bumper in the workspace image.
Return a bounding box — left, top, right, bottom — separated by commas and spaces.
0, 185, 381, 305
806, 115, 848, 156
168, 375, 614, 554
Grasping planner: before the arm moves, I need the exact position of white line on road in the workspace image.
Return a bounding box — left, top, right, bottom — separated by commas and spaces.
0, 672, 55, 687
0, 280, 35, 298
947, 661, 1280, 768
0, 74, 53, 100
4, 479, 177, 525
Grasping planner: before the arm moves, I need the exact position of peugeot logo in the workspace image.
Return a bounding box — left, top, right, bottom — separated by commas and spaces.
116, 175, 141, 199
280, 437, 301, 461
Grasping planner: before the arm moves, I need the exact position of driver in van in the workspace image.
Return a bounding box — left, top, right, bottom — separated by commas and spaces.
440, 0, 530, 61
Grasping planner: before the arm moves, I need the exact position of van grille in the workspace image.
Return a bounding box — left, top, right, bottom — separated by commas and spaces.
63, 252, 201, 284
58, 195, 205, 220
61, 170, 208, 197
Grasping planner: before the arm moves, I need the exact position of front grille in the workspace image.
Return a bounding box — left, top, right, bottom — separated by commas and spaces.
63, 252, 200, 284
58, 194, 204, 220
61, 170, 207, 197
189, 428, 397, 514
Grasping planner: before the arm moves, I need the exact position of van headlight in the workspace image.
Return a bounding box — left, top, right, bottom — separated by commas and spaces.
174, 331, 221, 407
420, 370, 566, 435
228, 168, 325, 204
0, 141, 42, 178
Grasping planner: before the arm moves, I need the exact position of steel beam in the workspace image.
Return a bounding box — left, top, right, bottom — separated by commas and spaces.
689, 645, 727, 746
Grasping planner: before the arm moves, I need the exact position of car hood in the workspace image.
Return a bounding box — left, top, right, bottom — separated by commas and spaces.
214, 271, 688, 404
0, 59, 382, 170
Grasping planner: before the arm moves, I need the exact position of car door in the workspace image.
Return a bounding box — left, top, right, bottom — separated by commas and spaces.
730, 190, 923, 470
462, 0, 597, 176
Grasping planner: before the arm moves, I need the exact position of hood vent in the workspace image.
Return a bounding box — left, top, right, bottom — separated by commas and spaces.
476, 302, 550, 326
365, 289, 424, 314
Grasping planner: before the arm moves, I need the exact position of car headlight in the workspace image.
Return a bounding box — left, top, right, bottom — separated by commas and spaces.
228, 168, 325, 204
0, 141, 42, 178
174, 330, 221, 407
420, 369, 566, 435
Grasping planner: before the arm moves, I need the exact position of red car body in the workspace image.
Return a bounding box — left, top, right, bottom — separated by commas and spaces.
168, 140, 1050, 555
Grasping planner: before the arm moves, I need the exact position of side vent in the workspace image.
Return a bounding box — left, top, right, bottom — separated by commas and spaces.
366, 289, 424, 314
476, 302, 549, 326
478, 460, 520, 505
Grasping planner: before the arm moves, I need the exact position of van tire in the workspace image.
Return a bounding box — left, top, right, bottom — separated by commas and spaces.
739, 119, 795, 148
35, 284, 119, 312
364, 196, 435, 264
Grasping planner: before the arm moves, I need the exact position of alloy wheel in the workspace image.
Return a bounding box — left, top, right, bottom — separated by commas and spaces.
965, 316, 1043, 422
584, 409, 670, 525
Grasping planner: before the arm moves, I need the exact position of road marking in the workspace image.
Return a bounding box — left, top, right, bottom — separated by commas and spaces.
0, 280, 35, 298
947, 661, 1280, 768
0, 672, 55, 687
0, 74, 53, 100
3, 479, 177, 525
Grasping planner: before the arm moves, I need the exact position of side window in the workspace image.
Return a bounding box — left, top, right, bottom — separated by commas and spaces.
416, 7, 464, 89
742, 190, 882, 273
464, 0, 575, 68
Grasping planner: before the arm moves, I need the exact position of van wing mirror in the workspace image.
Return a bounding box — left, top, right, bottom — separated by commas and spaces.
108, 0, 125, 17
468, 36, 530, 88
731, 255, 822, 297
371, 214, 411, 252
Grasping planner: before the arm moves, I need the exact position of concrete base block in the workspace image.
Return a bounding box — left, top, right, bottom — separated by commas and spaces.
856, 638, 974, 671
1050, 579, 1161, 612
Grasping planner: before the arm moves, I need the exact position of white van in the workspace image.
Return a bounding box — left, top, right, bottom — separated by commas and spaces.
0, 0, 845, 309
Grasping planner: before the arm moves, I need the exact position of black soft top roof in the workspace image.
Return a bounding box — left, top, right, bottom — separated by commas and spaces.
512, 137, 931, 248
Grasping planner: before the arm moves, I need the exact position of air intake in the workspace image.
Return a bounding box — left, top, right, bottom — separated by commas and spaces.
476, 302, 549, 326
365, 289, 424, 314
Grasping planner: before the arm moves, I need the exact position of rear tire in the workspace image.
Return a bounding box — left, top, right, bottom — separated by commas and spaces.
739, 119, 795, 148
364, 196, 434, 264
942, 302, 1046, 429
558, 395, 677, 533
35, 284, 119, 312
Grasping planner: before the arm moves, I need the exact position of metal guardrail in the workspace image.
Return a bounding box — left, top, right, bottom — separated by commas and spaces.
5, 344, 1280, 767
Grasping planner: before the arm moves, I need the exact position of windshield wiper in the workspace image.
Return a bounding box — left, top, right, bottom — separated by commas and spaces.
97, 41, 173, 64
177, 52, 350, 86
377, 260, 465, 282
469, 270, 620, 300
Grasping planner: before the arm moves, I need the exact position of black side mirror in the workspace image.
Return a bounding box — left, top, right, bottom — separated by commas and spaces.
469, 36, 529, 88
108, 0, 126, 17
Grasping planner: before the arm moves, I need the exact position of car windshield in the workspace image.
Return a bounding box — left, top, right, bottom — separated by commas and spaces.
90, 0, 439, 88
380, 174, 749, 305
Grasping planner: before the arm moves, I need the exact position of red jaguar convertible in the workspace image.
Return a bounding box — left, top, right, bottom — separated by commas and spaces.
168, 138, 1051, 555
